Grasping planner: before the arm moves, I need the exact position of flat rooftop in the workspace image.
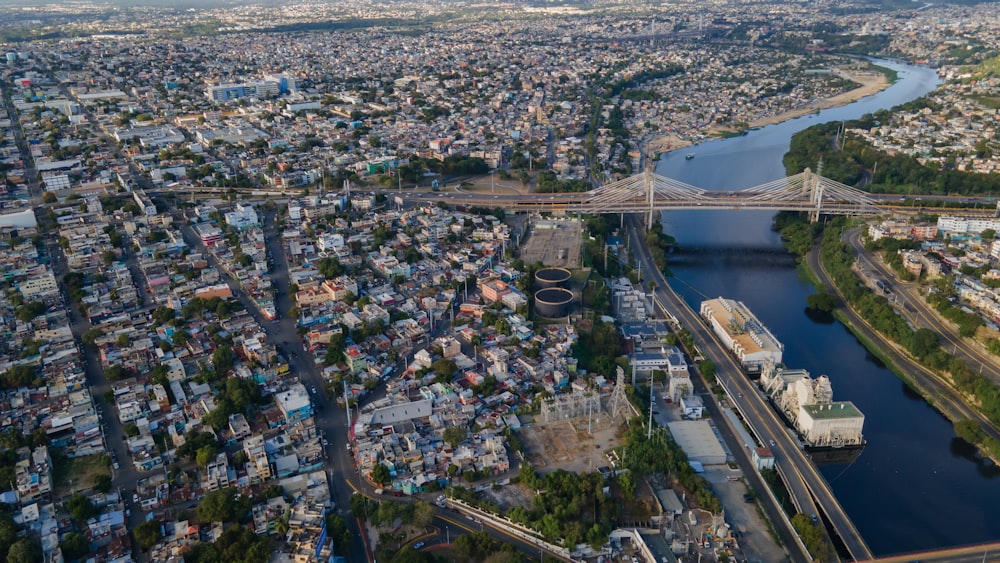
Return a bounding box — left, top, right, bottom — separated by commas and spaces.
666, 420, 727, 465
701, 297, 782, 356
802, 401, 864, 420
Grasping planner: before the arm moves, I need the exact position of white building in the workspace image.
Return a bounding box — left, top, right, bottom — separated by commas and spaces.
937, 216, 1000, 236
224, 203, 259, 229
798, 403, 865, 447
700, 297, 783, 373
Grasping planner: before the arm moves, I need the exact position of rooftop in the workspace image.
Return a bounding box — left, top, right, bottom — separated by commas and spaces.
802, 401, 864, 420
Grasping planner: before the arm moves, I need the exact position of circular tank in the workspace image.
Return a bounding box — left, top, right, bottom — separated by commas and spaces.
534, 287, 574, 318
534, 267, 572, 289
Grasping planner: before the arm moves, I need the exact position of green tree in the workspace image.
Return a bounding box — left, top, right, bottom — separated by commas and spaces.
58, 532, 89, 561
443, 425, 467, 448
805, 291, 838, 312
195, 445, 216, 467
370, 464, 392, 486
67, 494, 97, 522
196, 487, 243, 523
7, 537, 42, 563
411, 500, 436, 529
134, 519, 163, 549
92, 473, 112, 493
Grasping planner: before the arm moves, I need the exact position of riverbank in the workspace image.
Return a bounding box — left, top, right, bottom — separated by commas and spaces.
644, 69, 892, 158
800, 226, 1000, 465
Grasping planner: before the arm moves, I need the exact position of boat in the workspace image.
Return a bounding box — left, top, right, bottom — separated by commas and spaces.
685, 153, 695, 160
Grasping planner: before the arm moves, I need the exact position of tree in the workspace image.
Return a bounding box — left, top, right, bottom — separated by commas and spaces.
431, 358, 457, 381
92, 473, 112, 493
42, 192, 57, 203
411, 500, 436, 529
370, 464, 392, 486
7, 537, 42, 563
195, 445, 216, 467
443, 425, 467, 448
134, 519, 163, 549
981, 229, 996, 241
196, 487, 242, 523
81, 328, 103, 345
67, 493, 97, 522
59, 532, 89, 561
325, 514, 352, 555
805, 291, 838, 312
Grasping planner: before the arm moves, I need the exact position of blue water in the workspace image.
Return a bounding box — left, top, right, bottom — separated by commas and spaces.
657, 60, 1000, 556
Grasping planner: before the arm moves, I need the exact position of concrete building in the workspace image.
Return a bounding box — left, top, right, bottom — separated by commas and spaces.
799, 403, 865, 447
666, 421, 727, 466
276, 383, 313, 423
224, 203, 259, 229
206, 80, 281, 102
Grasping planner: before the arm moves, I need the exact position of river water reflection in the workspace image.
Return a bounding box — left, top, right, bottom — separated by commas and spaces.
655, 60, 1000, 555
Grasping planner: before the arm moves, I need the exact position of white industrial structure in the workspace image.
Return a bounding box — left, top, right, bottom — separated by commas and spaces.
699, 297, 783, 373
760, 360, 865, 447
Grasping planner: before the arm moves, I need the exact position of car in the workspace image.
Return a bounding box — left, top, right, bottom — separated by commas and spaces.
769, 440, 777, 447
311, 386, 317, 395
322, 438, 328, 446
413, 542, 425, 550
133, 494, 139, 503
811, 514, 819, 525
113, 462, 120, 470
125, 509, 131, 517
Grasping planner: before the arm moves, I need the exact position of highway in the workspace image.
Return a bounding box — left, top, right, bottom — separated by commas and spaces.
623, 214, 873, 562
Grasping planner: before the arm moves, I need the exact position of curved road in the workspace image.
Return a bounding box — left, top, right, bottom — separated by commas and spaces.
810, 232, 1000, 445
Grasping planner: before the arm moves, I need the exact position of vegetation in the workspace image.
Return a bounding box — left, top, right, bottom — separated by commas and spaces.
616, 418, 721, 514
134, 519, 163, 549
182, 526, 270, 563
784, 112, 1000, 196
508, 466, 615, 549
572, 320, 621, 378
776, 214, 1000, 460
196, 487, 250, 523
791, 513, 834, 561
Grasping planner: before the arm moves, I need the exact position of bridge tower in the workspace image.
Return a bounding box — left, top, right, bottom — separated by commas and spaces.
644, 165, 656, 229
805, 167, 824, 223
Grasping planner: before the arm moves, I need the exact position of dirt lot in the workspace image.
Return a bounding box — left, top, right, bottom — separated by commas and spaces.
519, 411, 624, 475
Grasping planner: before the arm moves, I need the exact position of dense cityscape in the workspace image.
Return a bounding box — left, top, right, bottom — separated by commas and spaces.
0, 1, 999, 563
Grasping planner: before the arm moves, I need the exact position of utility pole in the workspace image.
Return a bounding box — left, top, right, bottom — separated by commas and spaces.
343, 380, 351, 426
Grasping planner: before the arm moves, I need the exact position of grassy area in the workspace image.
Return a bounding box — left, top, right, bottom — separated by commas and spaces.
53, 452, 111, 495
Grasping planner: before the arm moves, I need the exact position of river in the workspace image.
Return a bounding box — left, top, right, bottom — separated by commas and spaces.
656, 59, 1000, 556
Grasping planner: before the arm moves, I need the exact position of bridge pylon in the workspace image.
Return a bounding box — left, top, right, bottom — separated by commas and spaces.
644, 167, 655, 229
805, 167, 824, 223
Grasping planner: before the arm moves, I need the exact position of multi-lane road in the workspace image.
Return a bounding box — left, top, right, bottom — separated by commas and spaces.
811, 231, 1000, 443
624, 214, 873, 562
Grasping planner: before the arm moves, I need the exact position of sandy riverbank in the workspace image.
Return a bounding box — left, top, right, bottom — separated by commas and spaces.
644, 69, 891, 158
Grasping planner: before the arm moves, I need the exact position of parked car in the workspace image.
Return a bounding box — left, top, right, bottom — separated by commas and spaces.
413, 542, 425, 550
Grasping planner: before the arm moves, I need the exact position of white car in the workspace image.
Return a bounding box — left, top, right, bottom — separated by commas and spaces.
132, 493, 139, 503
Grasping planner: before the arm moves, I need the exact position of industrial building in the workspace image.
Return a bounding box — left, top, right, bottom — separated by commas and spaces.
699, 297, 783, 373
760, 361, 865, 447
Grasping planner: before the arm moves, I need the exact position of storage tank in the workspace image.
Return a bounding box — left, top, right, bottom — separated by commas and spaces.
534, 287, 574, 318
534, 267, 572, 289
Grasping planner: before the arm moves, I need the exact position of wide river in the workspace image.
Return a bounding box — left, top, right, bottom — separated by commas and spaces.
656, 59, 1000, 556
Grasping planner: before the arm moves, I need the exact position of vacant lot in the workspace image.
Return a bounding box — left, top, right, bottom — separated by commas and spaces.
519, 411, 623, 475
53, 453, 110, 496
